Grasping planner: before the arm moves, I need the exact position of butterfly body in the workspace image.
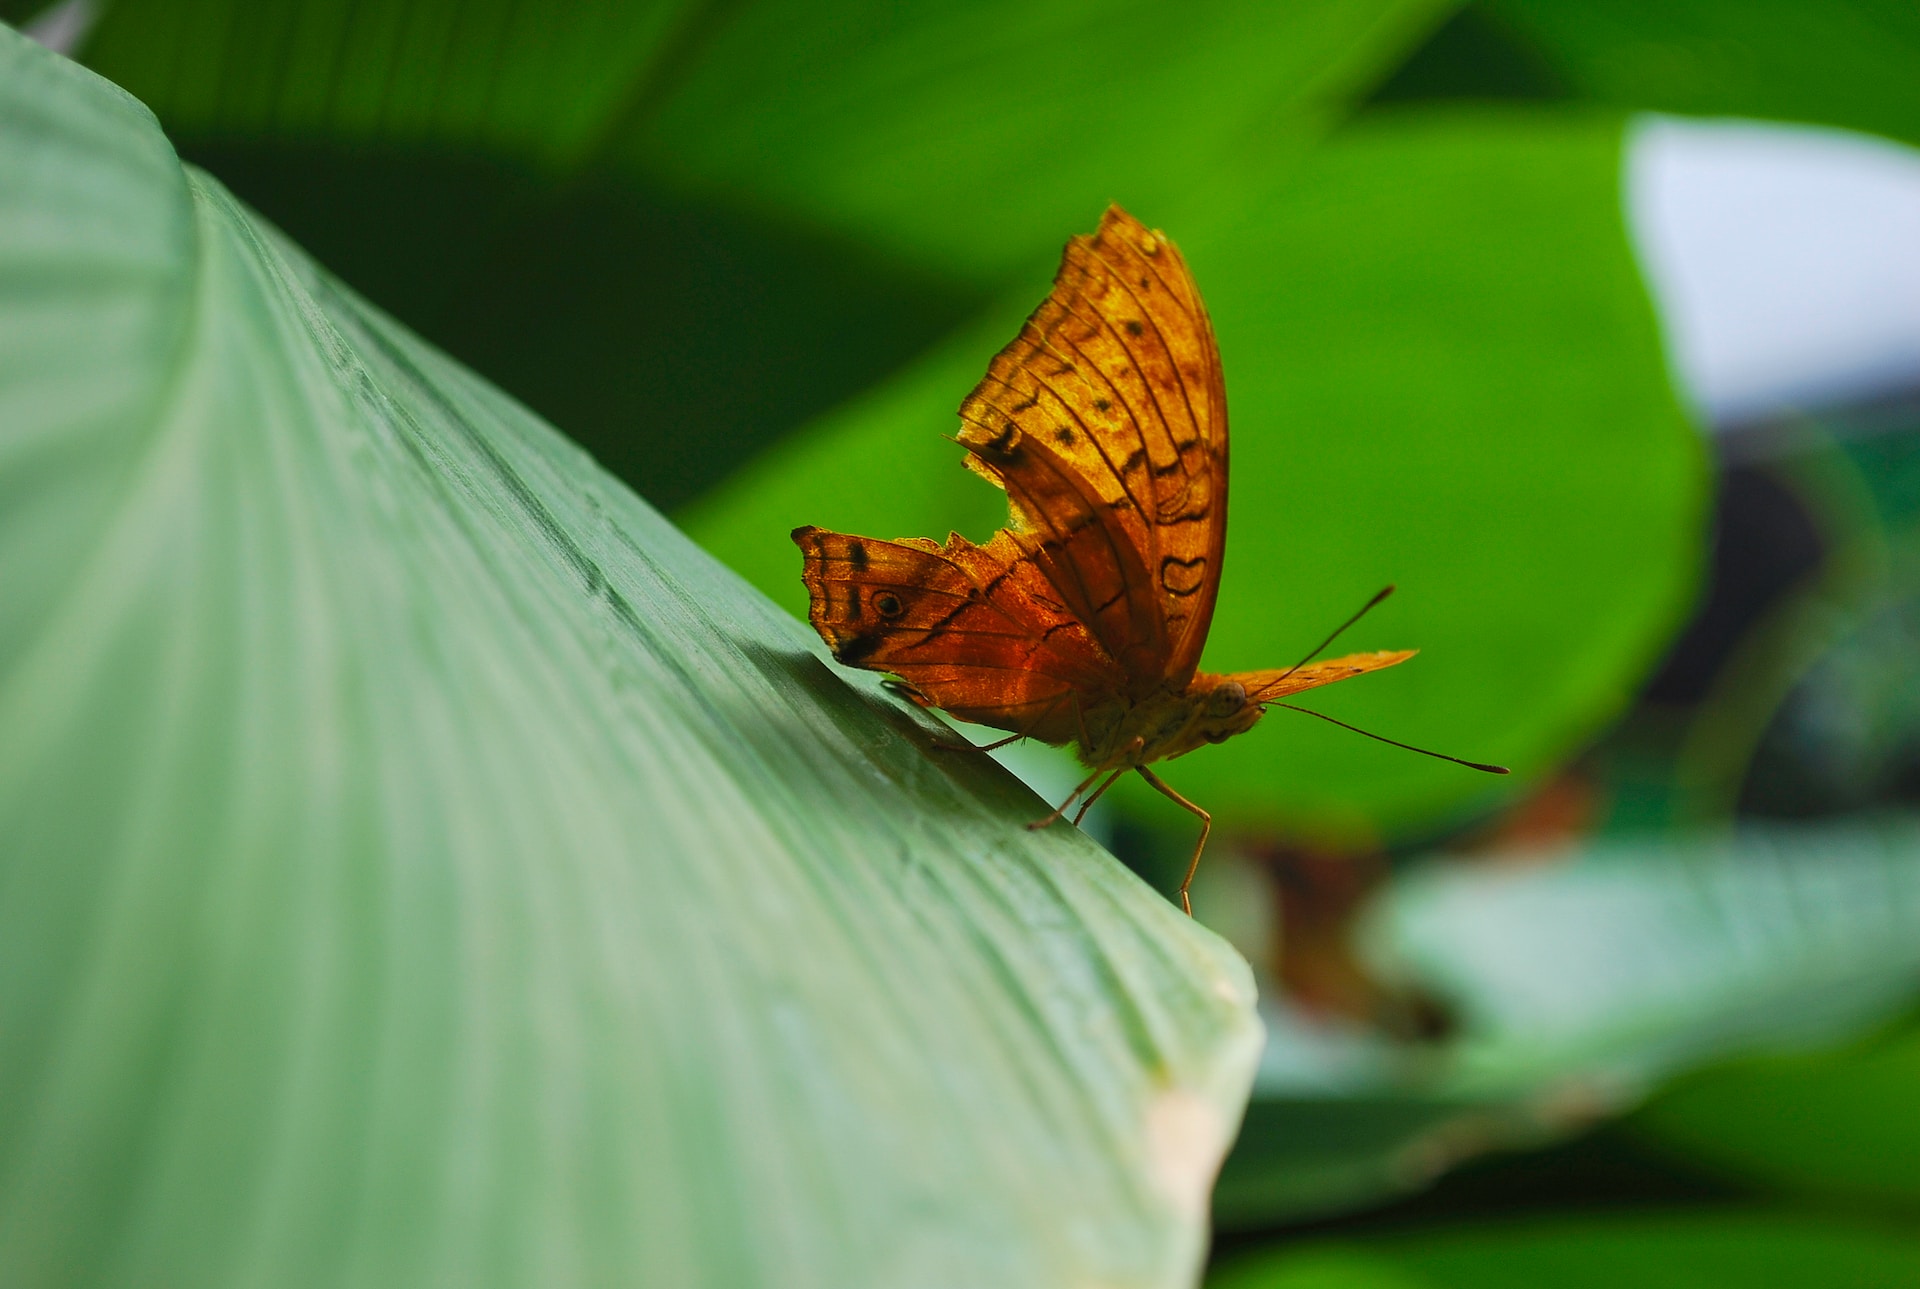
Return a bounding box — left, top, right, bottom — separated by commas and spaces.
794, 206, 1435, 913
1078, 673, 1259, 768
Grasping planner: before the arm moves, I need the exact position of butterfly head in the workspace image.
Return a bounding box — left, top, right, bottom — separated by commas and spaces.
1179, 675, 1265, 754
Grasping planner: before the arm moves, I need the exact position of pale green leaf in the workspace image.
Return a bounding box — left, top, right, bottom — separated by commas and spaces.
0, 31, 1259, 1287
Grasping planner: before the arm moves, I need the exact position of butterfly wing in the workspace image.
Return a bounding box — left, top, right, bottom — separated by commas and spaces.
1230, 650, 1417, 704
956, 205, 1228, 697
792, 525, 1127, 742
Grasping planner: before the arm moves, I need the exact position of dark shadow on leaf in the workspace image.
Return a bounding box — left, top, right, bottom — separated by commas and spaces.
748, 641, 1053, 820
183, 140, 989, 511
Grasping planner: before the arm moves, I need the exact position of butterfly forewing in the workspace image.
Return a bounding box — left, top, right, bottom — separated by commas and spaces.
1232, 650, 1417, 704
957, 206, 1228, 695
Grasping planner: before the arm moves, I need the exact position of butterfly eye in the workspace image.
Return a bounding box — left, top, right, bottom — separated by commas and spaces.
873, 592, 905, 619
1206, 681, 1247, 718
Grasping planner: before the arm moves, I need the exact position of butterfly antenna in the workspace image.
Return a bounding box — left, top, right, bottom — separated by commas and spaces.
1272, 703, 1509, 774
1276, 584, 1396, 683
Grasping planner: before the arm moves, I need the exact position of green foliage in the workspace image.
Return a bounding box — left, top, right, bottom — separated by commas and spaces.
13, 0, 1920, 1275
1211, 1214, 1920, 1288
1214, 816, 1920, 1227
688, 107, 1705, 837
1486, 0, 1920, 146
1632, 1024, 1920, 1207
73, 0, 1450, 277
619, 0, 1452, 278
0, 28, 1258, 1286
44, 0, 1452, 510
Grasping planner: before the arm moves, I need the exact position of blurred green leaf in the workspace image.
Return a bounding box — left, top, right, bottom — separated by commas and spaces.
1364, 5, 1569, 106
1212, 1094, 1531, 1229
1209, 1213, 1920, 1288
48, 0, 1454, 509
1485, 0, 1920, 146
1631, 1024, 1920, 1207
0, 30, 1260, 1286
1367, 820, 1920, 1097
73, 0, 1452, 275
1214, 816, 1920, 1226
687, 107, 1705, 837
623, 0, 1453, 277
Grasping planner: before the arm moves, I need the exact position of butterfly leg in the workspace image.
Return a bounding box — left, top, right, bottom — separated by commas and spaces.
927, 692, 1067, 754
1135, 766, 1210, 917
1026, 765, 1110, 832
966, 729, 1041, 754
1071, 769, 1126, 825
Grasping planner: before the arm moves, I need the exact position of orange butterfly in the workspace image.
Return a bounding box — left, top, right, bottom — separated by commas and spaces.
795, 207, 1504, 914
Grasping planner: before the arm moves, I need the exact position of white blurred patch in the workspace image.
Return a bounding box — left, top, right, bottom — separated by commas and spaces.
1627, 115, 1920, 427
1143, 1085, 1232, 1227
22, 0, 100, 57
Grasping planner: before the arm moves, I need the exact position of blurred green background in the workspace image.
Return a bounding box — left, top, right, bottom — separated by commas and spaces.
13, 0, 1920, 1282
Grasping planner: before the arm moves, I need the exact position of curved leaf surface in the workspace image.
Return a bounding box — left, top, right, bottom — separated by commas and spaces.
0, 31, 1259, 1288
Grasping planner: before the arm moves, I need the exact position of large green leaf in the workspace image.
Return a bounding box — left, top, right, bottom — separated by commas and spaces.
686, 108, 1706, 837
1485, 0, 1920, 147
1209, 1213, 1920, 1288
0, 30, 1259, 1286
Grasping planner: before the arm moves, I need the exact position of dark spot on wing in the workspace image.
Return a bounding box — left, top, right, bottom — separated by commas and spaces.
874, 591, 905, 619
982, 422, 1022, 459
846, 541, 868, 571
835, 632, 884, 664
1124, 320, 1144, 337
1094, 398, 1111, 412
1161, 555, 1207, 597
1054, 427, 1075, 445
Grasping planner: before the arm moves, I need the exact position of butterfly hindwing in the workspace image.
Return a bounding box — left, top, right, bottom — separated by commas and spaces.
792, 525, 1126, 740
957, 206, 1228, 695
